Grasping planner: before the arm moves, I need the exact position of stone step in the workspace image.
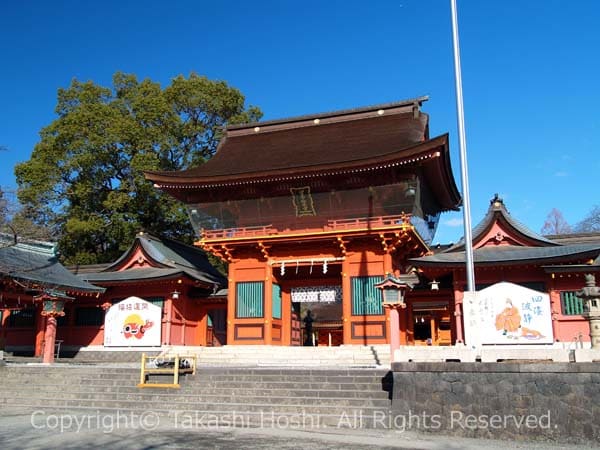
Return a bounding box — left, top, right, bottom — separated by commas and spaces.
191, 373, 389, 381
189, 355, 391, 360
198, 355, 390, 358
0, 378, 391, 392
19, 404, 391, 428
8, 346, 392, 365
0, 368, 139, 375
0, 396, 390, 414
1, 384, 391, 399
0, 364, 392, 429
194, 368, 389, 375
2, 378, 391, 393
1, 371, 139, 380
190, 354, 389, 360
189, 353, 388, 358
0, 390, 391, 408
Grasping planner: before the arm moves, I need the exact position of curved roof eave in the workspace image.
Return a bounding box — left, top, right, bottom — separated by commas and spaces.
0, 241, 105, 293
421, 134, 461, 211
443, 196, 558, 252
145, 134, 441, 186
410, 244, 600, 267
146, 134, 461, 211
80, 267, 223, 286
101, 234, 175, 272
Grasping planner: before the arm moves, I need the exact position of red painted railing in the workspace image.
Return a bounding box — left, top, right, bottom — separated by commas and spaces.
200, 214, 411, 240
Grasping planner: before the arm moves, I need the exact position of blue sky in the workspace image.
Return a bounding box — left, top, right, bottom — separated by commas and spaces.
1, 0, 598, 244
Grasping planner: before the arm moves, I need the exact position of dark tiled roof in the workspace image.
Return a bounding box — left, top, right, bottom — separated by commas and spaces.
146, 98, 462, 211
81, 267, 192, 283
0, 238, 104, 293
226, 96, 429, 130
543, 232, 600, 245
147, 110, 429, 181
541, 257, 600, 273
445, 195, 557, 252
78, 233, 227, 287
68, 263, 111, 274
411, 244, 600, 267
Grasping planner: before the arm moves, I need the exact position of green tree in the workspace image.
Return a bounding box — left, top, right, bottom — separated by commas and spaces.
1, 188, 52, 245
15, 72, 261, 264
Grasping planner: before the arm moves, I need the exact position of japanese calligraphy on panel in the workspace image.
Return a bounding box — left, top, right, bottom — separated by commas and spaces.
104, 296, 162, 347
290, 187, 316, 217
463, 282, 553, 345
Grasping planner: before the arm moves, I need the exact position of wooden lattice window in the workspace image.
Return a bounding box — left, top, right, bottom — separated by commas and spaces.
560, 291, 585, 316
351, 276, 383, 316
272, 284, 282, 319
236, 282, 264, 318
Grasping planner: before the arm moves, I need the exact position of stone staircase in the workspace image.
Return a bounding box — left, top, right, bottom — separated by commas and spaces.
4, 345, 391, 367
0, 364, 393, 429
162, 345, 391, 368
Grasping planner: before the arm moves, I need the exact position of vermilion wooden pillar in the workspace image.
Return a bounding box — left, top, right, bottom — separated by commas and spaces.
35, 294, 68, 364
164, 296, 173, 345
341, 260, 352, 344
453, 279, 464, 344
226, 271, 236, 345
384, 304, 405, 362
42, 315, 58, 364
399, 307, 408, 345
264, 265, 273, 345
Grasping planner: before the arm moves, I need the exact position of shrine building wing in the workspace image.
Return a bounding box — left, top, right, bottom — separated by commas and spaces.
74, 232, 227, 289
411, 195, 600, 268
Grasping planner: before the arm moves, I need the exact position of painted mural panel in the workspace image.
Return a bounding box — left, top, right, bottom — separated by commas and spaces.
464, 282, 553, 345
104, 296, 162, 347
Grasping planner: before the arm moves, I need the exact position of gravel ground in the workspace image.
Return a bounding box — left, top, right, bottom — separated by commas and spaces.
0, 408, 593, 450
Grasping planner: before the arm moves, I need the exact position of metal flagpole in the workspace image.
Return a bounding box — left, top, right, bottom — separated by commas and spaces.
450, 0, 476, 292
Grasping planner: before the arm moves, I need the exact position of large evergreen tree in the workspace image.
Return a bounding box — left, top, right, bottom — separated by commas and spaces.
15, 73, 261, 264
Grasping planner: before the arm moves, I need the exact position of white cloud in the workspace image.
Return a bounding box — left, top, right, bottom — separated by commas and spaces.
443, 218, 464, 227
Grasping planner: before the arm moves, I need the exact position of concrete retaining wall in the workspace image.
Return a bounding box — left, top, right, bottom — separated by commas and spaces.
391, 362, 600, 443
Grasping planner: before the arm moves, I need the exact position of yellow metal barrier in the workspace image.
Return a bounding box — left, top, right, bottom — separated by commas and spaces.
137, 353, 197, 388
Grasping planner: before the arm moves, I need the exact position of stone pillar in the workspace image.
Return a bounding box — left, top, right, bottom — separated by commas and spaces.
578, 274, 600, 349
42, 315, 57, 364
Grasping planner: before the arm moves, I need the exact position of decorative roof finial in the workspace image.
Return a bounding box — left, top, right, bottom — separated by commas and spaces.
490, 193, 504, 209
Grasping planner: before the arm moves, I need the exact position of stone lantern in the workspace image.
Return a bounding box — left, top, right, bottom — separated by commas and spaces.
577, 274, 600, 349
375, 272, 418, 361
